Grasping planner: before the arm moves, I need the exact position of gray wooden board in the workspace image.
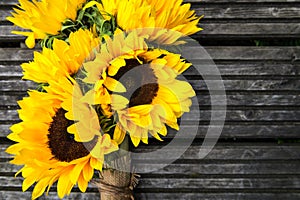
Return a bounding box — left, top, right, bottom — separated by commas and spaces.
1, 175, 300, 189
2, 94, 300, 107
3, 6, 300, 22
0, 46, 300, 61
2, 23, 300, 40
198, 6, 300, 19
2, 0, 300, 5
197, 23, 300, 38
135, 193, 300, 200
1, 191, 300, 200
2, 143, 300, 160
1, 124, 300, 139
1, 108, 300, 122
1, 79, 300, 92
2, 161, 300, 175
1, 47, 299, 62
188, 0, 300, 3
1, 0, 300, 199
1, 62, 300, 77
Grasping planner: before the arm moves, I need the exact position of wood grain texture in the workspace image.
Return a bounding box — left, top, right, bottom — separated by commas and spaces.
2, 161, 300, 175
2, 143, 300, 160
1, 108, 300, 122
2, 0, 300, 5
1, 0, 300, 199
1, 191, 300, 200
1, 175, 300, 190
1, 124, 300, 139
1, 62, 300, 77
2, 23, 300, 40
199, 6, 300, 19
2, 79, 300, 92
0, 47, 299, 62
3, 6, 300, 22
2, 94, 300, 106
188, 0, 300, 3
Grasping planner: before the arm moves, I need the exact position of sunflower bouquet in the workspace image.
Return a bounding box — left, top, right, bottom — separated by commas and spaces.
6, 0, 202, 199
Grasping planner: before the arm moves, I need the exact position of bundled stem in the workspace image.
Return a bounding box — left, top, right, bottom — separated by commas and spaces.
93, 136, 139, 200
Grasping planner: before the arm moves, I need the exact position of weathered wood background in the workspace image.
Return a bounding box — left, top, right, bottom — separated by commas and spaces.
0, 0, 300, 199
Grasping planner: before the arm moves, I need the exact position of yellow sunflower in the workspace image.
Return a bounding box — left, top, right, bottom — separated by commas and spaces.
21, 28, 100, 83
89, 0, 202, 44
82, 32, 195, 147
7, 0, 87, 48
6, 77, 118, 199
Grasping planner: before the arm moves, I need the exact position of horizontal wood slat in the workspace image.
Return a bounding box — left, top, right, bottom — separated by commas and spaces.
1, 176, 300, 193
2, 144, 300, 160
0, 0, 299, 199
2, 23, 300, 41
1, 191, 300, 200
2, 94, 300, 107
1, 124, 300, 139
3, 6, 300, 22
1, 62, 300, 77
1, 47, 299, 62
1, 108, 300, 122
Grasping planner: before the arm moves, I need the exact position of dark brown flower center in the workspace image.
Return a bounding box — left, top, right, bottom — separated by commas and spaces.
48, 108, 97, 162
111, 59, 159, 107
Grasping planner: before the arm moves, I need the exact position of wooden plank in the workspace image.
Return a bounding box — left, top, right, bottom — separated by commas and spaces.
1, 124, 300, 139
0, 10, 12, 23
132, 162, 300, 175
2, 62, 300, 77
184, 46, 300, 61
2, 144, 300, 160
3, 6, 300, 22
2, 23, 300, 41
2, 0, 300, 5
1, 191, 299, 200
2, 108, 300, 122
189, 79, 300, 91
1, 47, 299, 62
1, 94, 300, 107
0, 191, 99, 200
137, 177, 300, 189
0, 65, 22, 77
199, 6, 300, 19
188, 0, 300, 3
135, 193, 300, 200
0, 0, 19, 5
1, 176, 300, 189
1, 191, 300, 200
197, 23, 300, 38
132, 144, 300, 160
0, 80, 36, 91
0, 48, 33, 62
11, 47, 300, 62
2, 161, 300, 175
1, 79, 300, 92
0, 26, 24, 42
185, 62, 300, 76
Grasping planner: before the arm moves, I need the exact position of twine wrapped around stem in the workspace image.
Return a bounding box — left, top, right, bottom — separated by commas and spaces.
93, 154, 139, 200
93, 138, 139, 200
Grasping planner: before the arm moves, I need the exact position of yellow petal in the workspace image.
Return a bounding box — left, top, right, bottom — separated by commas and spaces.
32, 177, 50, 200
108, 57, 126, 76
113, 124, 126, 144
83, 162, 94, 181
70, 160, 87, 184
130, 136, 140, 147
25, 33, 35, 49
78, 173, 88, 192
57, 172, 73, 199
104, 77, 126, 92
